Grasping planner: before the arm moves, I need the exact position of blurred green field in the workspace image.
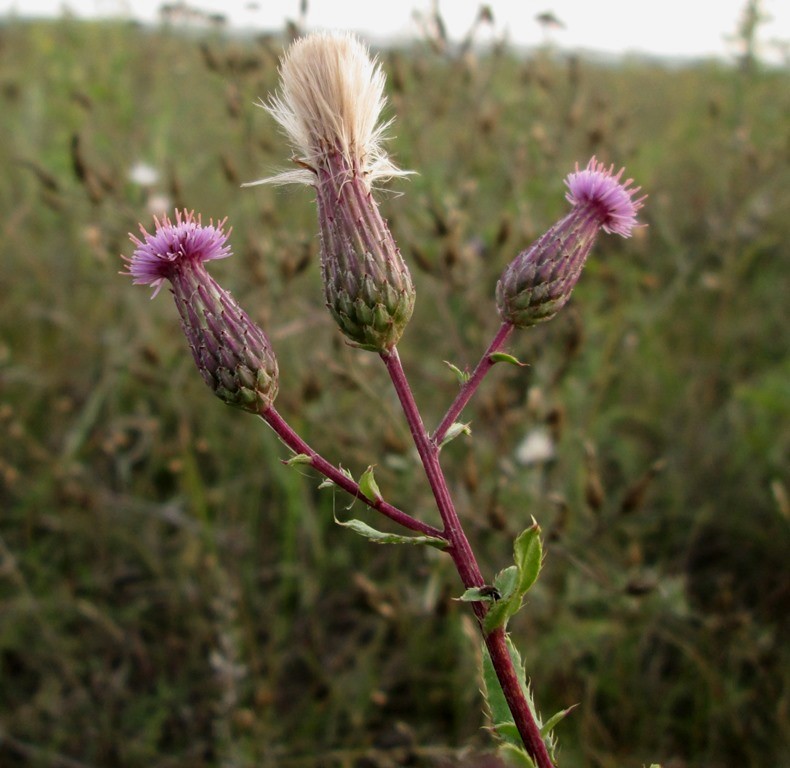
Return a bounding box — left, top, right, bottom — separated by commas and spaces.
0, 15, 788, 768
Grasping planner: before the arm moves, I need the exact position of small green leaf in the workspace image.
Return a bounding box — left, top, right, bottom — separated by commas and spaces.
457, 586, 500, 603
317, 478, 334, 489
514, 523, 542, 595
483, 528, 543, 634
489, 352, 528, 367
499, 744, 536, 768
333, 514, 448, 549
359, 465, 382, 502
444, 360, 471, 384
494, 566, 519, 600
439, 421, 472, 449
483, 595, 517, 634
285, 453, 312, 465
540, 704, 578, 739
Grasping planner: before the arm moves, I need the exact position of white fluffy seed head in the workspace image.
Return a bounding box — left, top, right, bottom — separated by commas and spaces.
247, 32, 409, 188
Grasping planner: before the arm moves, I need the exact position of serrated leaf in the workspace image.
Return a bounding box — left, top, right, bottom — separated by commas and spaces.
359, 465, 382, 502
444, 359, 471, 384
503, 636, 540, 727
285, 453, 313, 465
333, 514, 448, 549
494, 566, 519, 600
503, 636, 535, 718
503, 636, 559, 758
514, 524, 542, 596
489, 352, 528, 367
482, 646, 519, 743
499, 744, 536, 768
503, 635, 527, 687
484, 637, 559, 760
457, 586, 500, 603
484, 527, 544, 634
439, 421, 472, 448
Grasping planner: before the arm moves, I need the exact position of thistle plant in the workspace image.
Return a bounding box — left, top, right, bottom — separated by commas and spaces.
124, 32, 646, 768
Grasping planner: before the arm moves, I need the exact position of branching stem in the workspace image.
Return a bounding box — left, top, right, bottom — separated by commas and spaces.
260, 405, 444, 540
381, 347, 554, 768
432, 322, 515, 446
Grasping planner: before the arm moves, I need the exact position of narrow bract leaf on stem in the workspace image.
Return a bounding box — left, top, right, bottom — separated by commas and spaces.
444, 360, 472, 384
540, 704, 578, 738
359, 465, 383, 502
489, 352, 528, 367
333, 513, 448, 549
285, 453, 313, 466
438, 421, 472, 449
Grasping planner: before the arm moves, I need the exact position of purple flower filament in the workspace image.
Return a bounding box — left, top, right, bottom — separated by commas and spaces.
123, 209, 232, 297
564, 156, 646, 238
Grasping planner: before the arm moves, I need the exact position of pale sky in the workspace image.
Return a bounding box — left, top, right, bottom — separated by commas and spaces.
3, 0, 790, 63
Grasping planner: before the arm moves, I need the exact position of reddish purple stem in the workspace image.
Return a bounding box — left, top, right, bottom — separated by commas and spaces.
381, 348, 485, 588
381, 348, 554, 768
432, 322, 515, 446
260, 405, 444, 540
260, 342, 552, 764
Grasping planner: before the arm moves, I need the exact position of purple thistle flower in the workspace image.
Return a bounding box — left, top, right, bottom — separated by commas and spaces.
497, 157, 646, 329
123, 210, 278, 413
123, 209, 232, 298
564, 156, 645, 237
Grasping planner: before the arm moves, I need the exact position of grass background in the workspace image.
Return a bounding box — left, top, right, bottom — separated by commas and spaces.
0, 12, 788, 768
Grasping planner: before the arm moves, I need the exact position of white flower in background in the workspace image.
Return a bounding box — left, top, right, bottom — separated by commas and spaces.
128, 161, 160, 187
515, 428, 555, 466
